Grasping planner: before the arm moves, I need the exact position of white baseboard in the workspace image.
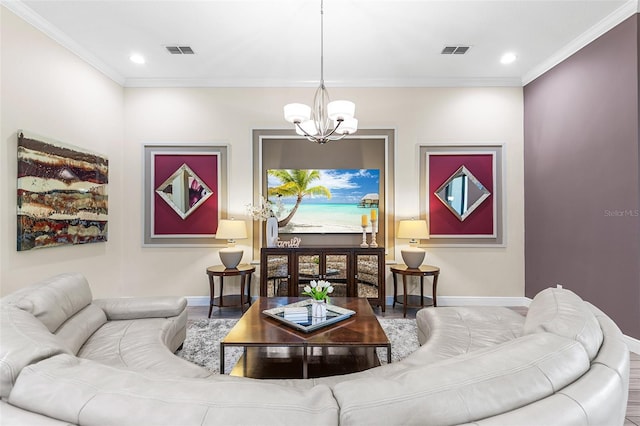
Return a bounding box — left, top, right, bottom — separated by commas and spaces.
186, 296, 210, 307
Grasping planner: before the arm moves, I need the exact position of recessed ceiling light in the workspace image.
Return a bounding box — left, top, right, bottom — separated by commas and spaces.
130, 53, 145, 64
500, 52, 517, 65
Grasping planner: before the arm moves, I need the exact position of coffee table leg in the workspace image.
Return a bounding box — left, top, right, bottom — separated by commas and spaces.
243, 347, 247, 374
220, 343, 225, 375
387, 344, 392, 364
303, 346, 308, 379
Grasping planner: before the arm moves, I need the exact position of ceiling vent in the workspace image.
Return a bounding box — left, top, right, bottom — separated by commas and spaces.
165, 46, 195, 55
441, 46, 470, 55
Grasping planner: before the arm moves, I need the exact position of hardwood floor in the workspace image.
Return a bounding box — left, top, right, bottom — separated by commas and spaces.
190, 303, 639, 424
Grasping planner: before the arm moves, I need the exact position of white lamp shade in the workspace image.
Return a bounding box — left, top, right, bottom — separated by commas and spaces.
335, 117, 358, 135
284, 103, 311, 124
327, 100, 355, 121
397, 219, 429, 240
216, 219, 247, 240
297, 119, 318, 136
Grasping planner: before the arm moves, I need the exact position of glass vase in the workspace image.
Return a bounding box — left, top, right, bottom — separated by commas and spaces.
311, 299, 327, 319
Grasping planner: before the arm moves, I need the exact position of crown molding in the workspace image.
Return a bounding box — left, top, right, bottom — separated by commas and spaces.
522, 0, 638, 85
1, 0, 126, 86
123, 76, 523, 88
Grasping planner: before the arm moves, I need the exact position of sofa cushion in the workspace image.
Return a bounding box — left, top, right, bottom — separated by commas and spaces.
77, 315, 210, 378
333, 332, 590, 426
0, 305, 70, 399
415, 306, 525, 363
54, 304, 107, 355
10, 354, 339, 426
0, 401, 73, 426
523, 287, 603, 360
94, 296, 187, 320
3, 273, 93, 333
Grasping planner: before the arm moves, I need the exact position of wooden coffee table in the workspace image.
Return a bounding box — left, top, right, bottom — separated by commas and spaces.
220, 297, 391, 379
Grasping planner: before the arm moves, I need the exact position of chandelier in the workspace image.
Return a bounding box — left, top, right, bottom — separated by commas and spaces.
283, 0, 357, 144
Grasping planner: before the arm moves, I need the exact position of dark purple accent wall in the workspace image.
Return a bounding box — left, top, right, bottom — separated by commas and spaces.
524, 14, 640, 339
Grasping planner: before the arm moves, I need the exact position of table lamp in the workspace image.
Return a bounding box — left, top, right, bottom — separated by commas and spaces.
216, 219, 247, 269
397, 219, 429, 268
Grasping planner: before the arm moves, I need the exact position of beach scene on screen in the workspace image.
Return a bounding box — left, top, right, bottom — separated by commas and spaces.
267, 169, 379, 234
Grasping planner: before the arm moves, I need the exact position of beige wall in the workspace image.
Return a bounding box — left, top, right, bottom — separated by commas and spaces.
0, 7, 125, 297
1, 6, 524, 300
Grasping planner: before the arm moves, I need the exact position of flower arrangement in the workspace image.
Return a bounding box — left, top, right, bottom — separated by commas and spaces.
302, 280, 334, 303
245, 196, 287, 221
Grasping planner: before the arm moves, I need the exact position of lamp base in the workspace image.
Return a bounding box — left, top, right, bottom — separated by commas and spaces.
401, 248, 425, 269
219, 248, 243, 269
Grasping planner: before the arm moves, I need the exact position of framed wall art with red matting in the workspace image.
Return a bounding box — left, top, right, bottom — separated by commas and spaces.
142, 143, 228, 247
419, 143, 505, 247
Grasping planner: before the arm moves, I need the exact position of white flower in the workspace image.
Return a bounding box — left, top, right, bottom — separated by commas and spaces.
245, 196, 290, 221
303, 285, 312, 293
327, 286, 334, 294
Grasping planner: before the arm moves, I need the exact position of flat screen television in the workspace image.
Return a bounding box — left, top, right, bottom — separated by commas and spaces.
267, 168, 380, 234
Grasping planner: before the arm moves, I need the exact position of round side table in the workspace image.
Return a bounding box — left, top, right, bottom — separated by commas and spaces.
390, 264, 440, 318
206, 264, 256, 318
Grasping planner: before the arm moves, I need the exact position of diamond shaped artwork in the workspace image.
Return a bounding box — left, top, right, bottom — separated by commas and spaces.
434, 165, 490, 221
155, 163, 213, 220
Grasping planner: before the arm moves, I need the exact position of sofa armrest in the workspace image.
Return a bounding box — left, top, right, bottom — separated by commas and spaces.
93, 297, 187, 320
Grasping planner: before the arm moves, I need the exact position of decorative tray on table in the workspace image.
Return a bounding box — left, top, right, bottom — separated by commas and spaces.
262, 299, 356, 333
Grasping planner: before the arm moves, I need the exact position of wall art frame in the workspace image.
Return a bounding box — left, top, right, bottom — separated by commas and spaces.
17, 130, 109, 251
419, 143, 505, 247
142, 142, 229, 247
252, 129, 396, 262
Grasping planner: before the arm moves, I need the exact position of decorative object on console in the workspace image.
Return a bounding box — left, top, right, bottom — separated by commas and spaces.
246, 196, 286, 247
215, 219, 247, 268
283, 0, 357, 144
360, 214, 369, 248
17, 131, 108, 251
265, 216, 278, 247
276, 236, 302, 248
369, 208, 379, 248
397, 219, 429, 268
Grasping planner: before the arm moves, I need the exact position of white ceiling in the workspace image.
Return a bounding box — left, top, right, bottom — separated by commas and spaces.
4, 0, 639, 87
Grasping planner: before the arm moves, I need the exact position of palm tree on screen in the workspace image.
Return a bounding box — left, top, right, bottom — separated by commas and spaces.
267, 169, 331, 227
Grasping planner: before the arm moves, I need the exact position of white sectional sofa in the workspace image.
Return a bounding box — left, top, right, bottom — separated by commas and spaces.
0, 273, 630, 425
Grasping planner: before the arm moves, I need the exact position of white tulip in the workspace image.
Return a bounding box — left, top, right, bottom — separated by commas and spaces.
303, 285, 312, 293
327, 286, 334, 294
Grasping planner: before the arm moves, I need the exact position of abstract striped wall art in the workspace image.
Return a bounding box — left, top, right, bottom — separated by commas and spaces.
17, 131, 108, 251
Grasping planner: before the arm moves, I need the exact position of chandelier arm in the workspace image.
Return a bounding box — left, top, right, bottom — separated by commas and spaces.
319, 119, 344, 140
294, 122, 316, 140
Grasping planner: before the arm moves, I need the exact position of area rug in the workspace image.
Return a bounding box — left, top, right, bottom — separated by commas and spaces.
176, 318, 420, 374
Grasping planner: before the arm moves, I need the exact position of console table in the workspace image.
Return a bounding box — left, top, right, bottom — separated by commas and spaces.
259, 247, 386, 311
